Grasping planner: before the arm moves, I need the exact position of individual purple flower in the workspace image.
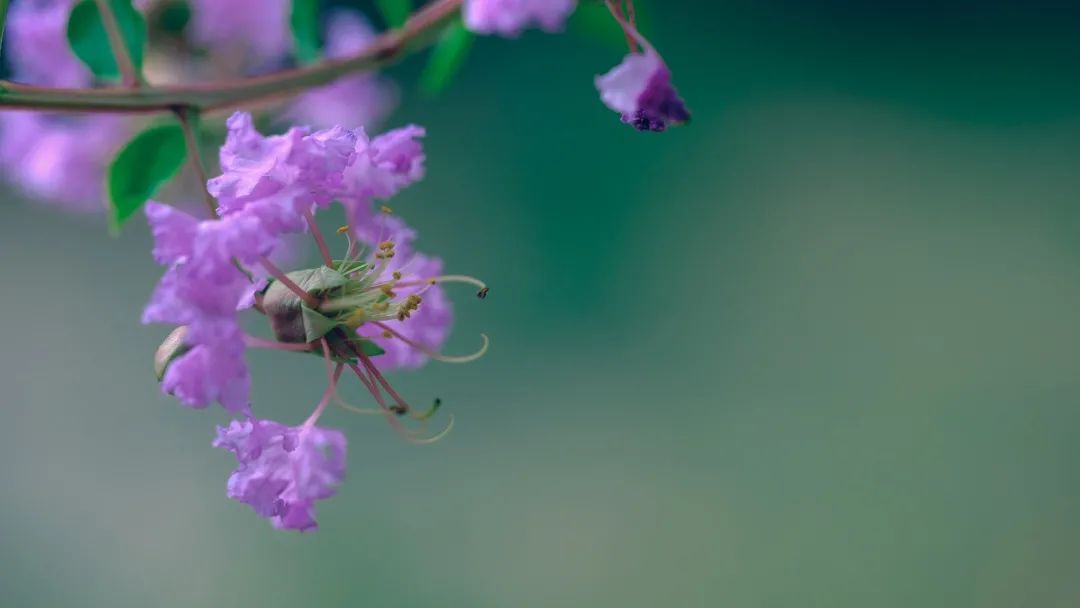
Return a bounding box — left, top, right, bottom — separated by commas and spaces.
142, 202, 278, 412
594, 12, 690, 132
287, 11, 399, 130
187, 0, 292, 63
214, 418, 346, 531
0, 112, 128, 211
4, 0, 89, 87
596, 51, 689, 132
464, 0, 576, 37
354, 215, 452, 370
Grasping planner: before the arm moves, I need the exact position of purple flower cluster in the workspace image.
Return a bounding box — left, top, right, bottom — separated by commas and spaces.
0, 0, 687, 535
144, 112, 457, 530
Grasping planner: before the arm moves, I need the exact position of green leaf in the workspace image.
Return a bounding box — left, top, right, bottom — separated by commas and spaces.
375, 0, 411, 29
419, 18, 473, 96
359, 339, 386, 357
1, 0, 11, 50
289, 0, 321, 65
107, 123, 186, 232
301, 305, 341, 342
66, 0, 146, 80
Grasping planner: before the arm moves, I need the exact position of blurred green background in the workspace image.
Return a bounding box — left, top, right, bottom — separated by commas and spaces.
3, 1, 1080, 606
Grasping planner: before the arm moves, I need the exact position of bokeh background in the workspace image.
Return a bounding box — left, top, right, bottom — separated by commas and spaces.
3, 0, 1080, 606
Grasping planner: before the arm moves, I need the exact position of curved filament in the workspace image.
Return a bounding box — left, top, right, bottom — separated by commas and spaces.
373, 322, 489, 364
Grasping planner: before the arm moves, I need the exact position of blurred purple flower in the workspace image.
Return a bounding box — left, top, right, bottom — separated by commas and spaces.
464, 0, 576, 37
214, 418, 347, 531
4, 0, 88, 87
287, 11, 398, 130
354, 215, 452, 370
187, 0, 292, 62
0, 112, 128, 211
0, 0, 131, 209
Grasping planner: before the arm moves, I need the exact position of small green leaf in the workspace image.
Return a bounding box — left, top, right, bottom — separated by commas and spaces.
66, 0, 147, 80
107, 123, 186, 232
356, 338, 386, 358
289, 0, 321, 65
301, 305, 341, 342
419, 18, 473, 95
375, 0, 411, 29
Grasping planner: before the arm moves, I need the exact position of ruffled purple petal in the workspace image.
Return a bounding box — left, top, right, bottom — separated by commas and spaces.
214, 419, 347, 531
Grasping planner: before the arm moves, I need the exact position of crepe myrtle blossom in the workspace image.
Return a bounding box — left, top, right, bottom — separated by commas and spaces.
147, 114, 487, 530
595, 5, 690, 132
464, 0, 576, 37
287, 11, 399, 130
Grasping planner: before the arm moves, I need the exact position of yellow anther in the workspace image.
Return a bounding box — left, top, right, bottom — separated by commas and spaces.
380, 206, 393, 214
378, 240, 394, 251
392, 271, 402, 280
344, 308, 366, 327
336, 225, 349, 234
381, 330, 393, 339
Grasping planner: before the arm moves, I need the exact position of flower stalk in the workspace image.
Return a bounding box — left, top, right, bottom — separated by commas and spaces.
93, 0, 142, 87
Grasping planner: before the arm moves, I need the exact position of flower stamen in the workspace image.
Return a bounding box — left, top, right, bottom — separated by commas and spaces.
374, 322, 490, 363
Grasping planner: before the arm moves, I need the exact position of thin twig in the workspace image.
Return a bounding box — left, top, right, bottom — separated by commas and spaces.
173, 105, 217, 217
0, 0, 462, 113
260, 256, 321, 309
304, 209, 334, 268
94, 0, 141, 87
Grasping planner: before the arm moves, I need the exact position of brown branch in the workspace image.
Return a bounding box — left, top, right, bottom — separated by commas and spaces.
0, 0, 462, 113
